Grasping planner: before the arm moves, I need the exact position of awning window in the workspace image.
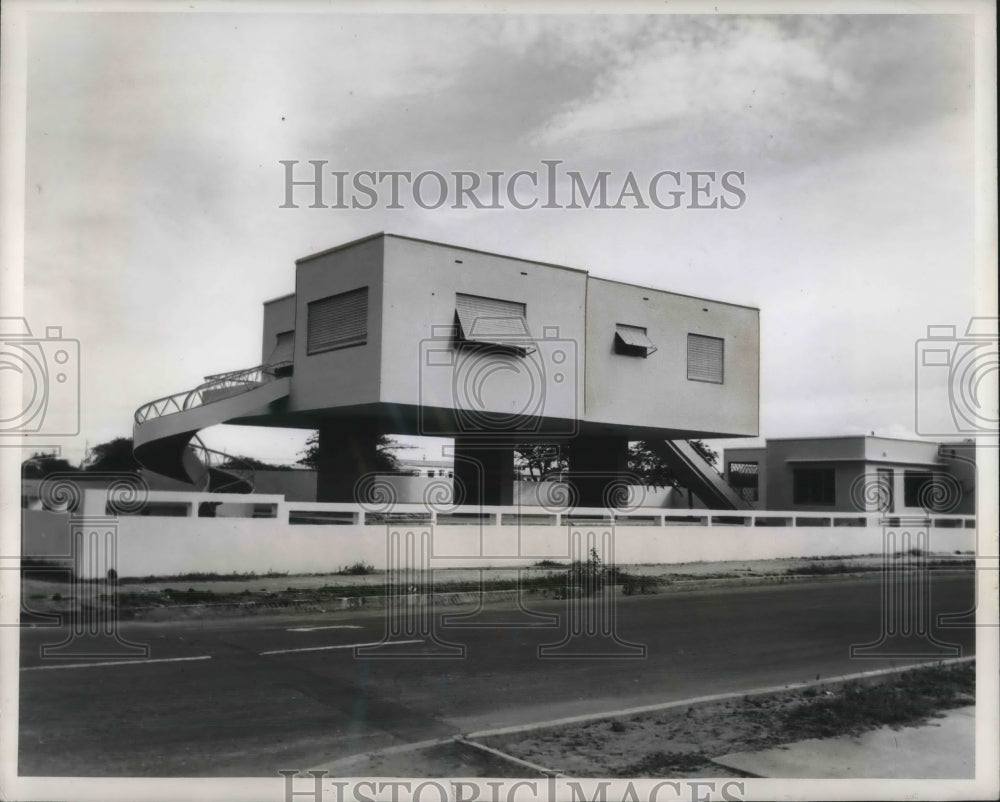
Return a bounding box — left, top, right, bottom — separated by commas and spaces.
455, 293, 535, 355
614, 324, 657, 357
267, 330, 295, 366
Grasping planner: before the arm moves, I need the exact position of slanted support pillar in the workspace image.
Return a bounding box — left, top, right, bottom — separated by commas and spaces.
453, 438, 515, 507
316, 419, 382, 503
567, 437, 631, 509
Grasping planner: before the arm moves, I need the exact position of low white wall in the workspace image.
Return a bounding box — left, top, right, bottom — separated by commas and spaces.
58, 516, 975, 580
19, 489, 973, 579
113, 523, 972, 578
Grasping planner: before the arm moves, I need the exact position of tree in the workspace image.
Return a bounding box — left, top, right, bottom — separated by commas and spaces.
628, 439, 720, 489
21, 452, 79, 479
297, 432, 411, 473
690, 439, 719, 468
514, 444, 567, 481
218, 455, 293, 471
512, 440, 719, 488
83, 437, 142, 473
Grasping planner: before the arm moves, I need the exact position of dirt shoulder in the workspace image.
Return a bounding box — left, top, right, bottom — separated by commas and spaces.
20, 553, 973, 623
472, 660, 976, 778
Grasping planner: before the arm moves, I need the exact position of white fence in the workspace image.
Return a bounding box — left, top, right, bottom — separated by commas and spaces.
22, 489, 977, 579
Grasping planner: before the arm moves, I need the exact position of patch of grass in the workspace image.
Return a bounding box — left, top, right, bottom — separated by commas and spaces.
786, 560, 972, 576
615, 750, 714, 776
927, 559, 975, 569
337, 561, 376, 576
804, 553, 881, 560
620, 574, 662, 595
160, 587, 218, 603
120, 570, 289, 583
481, 661, 975, 779
786, 562, 863, 576
773, 662, 975, 741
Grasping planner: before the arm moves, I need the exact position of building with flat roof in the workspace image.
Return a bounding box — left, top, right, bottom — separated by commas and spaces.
724, 436, 976, 515
135, 233, 760, 507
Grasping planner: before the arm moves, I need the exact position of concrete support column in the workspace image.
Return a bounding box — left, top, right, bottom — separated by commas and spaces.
316, 418, 382, 503
566, 436, 631, 508
453, 438, 515, 507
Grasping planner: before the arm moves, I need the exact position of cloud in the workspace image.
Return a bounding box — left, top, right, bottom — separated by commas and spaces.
18, 11, 979, 461
530, 15, 973, 165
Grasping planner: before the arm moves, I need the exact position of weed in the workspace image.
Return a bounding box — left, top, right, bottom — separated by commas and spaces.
338, 561, 376, 576
774, 663, 974, 740
616, 751, 711, 776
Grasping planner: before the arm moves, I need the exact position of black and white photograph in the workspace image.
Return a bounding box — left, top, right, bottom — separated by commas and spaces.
1, 2, 997, 801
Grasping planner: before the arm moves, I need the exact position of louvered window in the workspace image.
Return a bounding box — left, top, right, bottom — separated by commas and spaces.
687, 334, 724, 383
455, 293, 535, 355
307, 287, 368, 354
615, 324, 657, 357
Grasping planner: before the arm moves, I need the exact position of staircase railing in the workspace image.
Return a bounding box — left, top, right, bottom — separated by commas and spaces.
189, 435, 255, 493
134, 362, 287, 424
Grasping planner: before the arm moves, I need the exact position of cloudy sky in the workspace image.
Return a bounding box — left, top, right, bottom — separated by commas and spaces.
13, 6, 989, 465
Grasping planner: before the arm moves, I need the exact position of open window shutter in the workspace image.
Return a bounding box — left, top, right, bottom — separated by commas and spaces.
615, 324, 657, 357
267, 331, 295, 365
455, 293, 534, 353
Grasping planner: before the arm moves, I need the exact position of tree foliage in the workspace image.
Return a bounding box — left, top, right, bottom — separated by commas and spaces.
514, 444, 567, 481
628, 439, 719, 488
218, 455, 294, 471
83, 437, 142, 473
297, 432, 411, 473
515, 440, 718, 488
21, 453, 79, 478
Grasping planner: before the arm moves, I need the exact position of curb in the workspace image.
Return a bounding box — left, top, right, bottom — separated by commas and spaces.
464, 655, 978, 740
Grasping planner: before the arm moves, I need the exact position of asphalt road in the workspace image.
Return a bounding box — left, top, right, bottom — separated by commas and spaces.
18, 573, 976, 776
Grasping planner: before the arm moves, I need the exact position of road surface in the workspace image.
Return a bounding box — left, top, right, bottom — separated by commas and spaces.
18, 573, 976, 776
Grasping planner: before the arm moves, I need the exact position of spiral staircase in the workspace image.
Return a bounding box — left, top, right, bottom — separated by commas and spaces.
133, 363, 292, 492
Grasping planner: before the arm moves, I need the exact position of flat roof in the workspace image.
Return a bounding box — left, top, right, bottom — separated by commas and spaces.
587, 275, 759, 312
784, 457, 942, 466
262, 292, 295, 306
766, 435, 943, 445
296, 232, 588, 275
294, 233, 759, 311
